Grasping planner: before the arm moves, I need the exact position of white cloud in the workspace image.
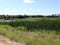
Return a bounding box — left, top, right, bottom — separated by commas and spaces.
36, 10, 40, 13
35, 10, 40, 15
29, 7, 33, 14
30, 7, 33, 10
24, 0, 35, 3
0, 8, 20, 15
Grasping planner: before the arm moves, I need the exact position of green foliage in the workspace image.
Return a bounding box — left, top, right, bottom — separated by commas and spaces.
7, 18, 60, 31
0, 25, 60, 45
0, 18, 60, 31
0, 18, 60, 45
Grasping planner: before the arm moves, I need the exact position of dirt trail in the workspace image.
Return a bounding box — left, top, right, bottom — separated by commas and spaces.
0, 35, 25, 45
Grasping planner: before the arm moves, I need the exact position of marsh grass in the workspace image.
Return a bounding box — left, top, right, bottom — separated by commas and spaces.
0, 18, 60, 45
0, 25, 60, 45
0, 18, 60, 31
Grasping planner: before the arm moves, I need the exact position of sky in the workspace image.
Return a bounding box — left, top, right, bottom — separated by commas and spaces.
0, 0, 60, 15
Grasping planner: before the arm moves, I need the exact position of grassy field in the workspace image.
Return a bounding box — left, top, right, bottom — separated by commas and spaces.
0, 25, 60, 45
0, 18, 60, 45
1, 18, 60, 30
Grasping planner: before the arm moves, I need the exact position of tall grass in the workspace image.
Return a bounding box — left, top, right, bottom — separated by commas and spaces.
0, 25, 60, 45
0, 18, 60, 31
0, 18, 60, 45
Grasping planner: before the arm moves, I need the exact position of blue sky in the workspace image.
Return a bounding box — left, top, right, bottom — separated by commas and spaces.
0, 0, 60, 15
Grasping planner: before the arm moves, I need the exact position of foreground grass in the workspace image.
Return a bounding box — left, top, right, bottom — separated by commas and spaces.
0, 25, 60, 45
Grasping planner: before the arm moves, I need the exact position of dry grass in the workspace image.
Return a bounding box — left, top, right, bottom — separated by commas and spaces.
0, 25, 60, 45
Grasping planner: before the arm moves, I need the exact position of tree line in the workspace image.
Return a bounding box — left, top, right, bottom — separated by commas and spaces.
0, 14, 60, 20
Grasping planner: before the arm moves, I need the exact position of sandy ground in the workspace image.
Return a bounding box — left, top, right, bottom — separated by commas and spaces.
0, 35, 25, 45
